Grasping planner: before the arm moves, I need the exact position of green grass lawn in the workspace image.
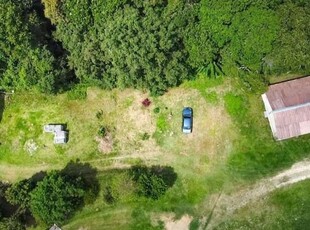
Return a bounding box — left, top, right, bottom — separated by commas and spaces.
215, 180, 310, 230
1, 75, 310, 229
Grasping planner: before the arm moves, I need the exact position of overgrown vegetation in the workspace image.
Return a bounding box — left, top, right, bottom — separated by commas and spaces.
1, 0, 309, 94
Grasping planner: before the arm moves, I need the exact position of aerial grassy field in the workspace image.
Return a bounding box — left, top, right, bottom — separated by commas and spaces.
215, 179, 310, 230
1, 75, 310, 229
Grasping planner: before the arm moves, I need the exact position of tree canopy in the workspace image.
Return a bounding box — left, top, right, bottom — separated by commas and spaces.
30, 171, 85, 224
0, 0, 309, 94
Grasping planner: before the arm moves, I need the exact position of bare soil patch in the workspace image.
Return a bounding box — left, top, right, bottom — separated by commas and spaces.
160, 213, 193, 230
95, 132, 113, 153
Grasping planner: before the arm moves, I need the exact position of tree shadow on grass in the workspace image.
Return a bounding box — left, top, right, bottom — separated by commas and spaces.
0, 182, 17, 218
60, 160, 100, 204
129, 165, 178, 200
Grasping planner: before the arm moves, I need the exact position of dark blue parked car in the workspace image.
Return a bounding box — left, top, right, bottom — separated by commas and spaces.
182, 107, 193, 134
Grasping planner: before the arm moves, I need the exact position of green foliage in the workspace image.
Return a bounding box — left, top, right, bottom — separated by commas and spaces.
0, 0, 71, 93
224, 93, 248, 120
95, 110, 103, 120
153, 112, 169, 144
130, 206, 162, 230
227, 7, 279, 71
54, 0, 196, 95
5, 179, 34, 209
0, 217, 25, 230
156, 114, 168, 133
42, 0, 61, 24
198, 62, 224, 78
130, 165, 177, 200
2, 0, 309, 94
265, 1, 310, 74
67, 85, 87, 100
98, 126, 107, 137
190, 218, 200, 230
1, 0, 309, 94
153, 107, 160, 114
140, 132, 150, 141
30, 171, 85, 224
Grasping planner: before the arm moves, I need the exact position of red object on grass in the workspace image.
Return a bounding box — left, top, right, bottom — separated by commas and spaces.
142, 98, 151, 107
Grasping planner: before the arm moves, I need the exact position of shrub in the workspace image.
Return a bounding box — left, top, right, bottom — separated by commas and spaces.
98, 126, 107, 137
67, 85, 87, 100
153, 107, 160, 114
130, 165, 177, 200
95, 110, 103, 120
30, 171, 85, 224
140, 132, 150, 141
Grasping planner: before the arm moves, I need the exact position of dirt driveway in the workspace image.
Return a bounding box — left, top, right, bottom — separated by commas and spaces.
204, 159, 310, 229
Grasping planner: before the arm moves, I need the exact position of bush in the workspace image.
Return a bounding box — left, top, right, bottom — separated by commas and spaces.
98, 126, 107, 137
67, 85, 87, 100
5, 179, 34, 209
153, 107, 160, 114
30, 171, 85, 224
96, 110, 103, 120
130, 165, 177, 200
140, 132, 150, 141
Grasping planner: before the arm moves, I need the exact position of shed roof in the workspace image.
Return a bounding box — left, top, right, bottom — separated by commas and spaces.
262, 76, 310, 140
266, 76, 310, 110
44, 124, 68, 144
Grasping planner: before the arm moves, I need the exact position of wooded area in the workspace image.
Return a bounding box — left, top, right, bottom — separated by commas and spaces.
0, 0, 309, 94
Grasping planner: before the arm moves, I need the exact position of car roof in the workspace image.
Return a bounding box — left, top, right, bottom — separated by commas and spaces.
182, 107, 192, 115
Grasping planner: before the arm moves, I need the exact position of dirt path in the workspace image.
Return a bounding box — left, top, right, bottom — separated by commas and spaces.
204, 159, 310, 229
0, 150, 163, 182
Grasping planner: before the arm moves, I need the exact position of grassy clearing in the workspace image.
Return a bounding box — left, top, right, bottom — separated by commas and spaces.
1, 78, 236, 228
2, 74, 310, 229
215, 180, 310, 230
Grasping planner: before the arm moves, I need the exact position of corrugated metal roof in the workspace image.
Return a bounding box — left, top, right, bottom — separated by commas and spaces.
266, 76, 310, 110
262, 76, 310, 140
273, 104, 310, 140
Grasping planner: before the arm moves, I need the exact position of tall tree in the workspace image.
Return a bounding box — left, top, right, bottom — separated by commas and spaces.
0, 0, 72, 93
53, 0, 195, 94
30, 171, 85, 224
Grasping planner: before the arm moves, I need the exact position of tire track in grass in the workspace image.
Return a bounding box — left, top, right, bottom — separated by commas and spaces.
204, 159, 310, 229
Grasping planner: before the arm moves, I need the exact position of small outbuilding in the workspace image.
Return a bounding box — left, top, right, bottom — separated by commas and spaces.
262, 76, 310, 140
44, 124, 68, 144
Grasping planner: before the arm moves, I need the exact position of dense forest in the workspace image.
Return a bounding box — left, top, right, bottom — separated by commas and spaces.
0, 0, 309, 94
